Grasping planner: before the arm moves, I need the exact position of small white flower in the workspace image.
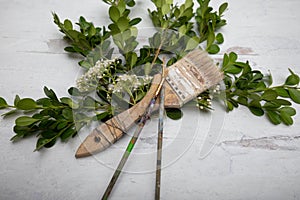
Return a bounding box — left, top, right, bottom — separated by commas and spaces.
76, 58, 117, 92
112, 74, 152, 94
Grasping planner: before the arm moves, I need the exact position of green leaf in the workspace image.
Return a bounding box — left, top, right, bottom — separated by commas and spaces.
92, 112, 109, 121
264, 72, 273, 86
68, 87, 86, 96
144, 62, 152, 76
215, 33, 224, 44
60, 127, 76, 142
207, 44, 220, 54
280, 107, 296, 116
108, 23, 120, 35
0, 97, 8, 109
272, 99, 291, 106
64, 19, 73, 30
266, 111, 281, 125
222, 53, 229, 67
166, 108, 183, 120
263, 101, 280, 109
44, 87, 58, 101
261, 90, 278, 101
129, 26, 138, 37
224, 64, 242, 74
109, 6, 120, 22
83, 96, 97, 108
88, 25, 96, 37
36, 98, 52, 107
249, 100, 261, 108
153, 0, 162, 8
249, 107, 264, 116
41, 130, 57, 139
16, 98, 38, 110
229, 52, 238, 62
162, 4, 171, 15
35, 137, 55, 151
251, 73, 263, 82
275, 88, 289, 98
237, 96, 248, 106
184, 0, 193, 8
64, 46, 76, 53
13, 125, 31, 135
128, 52, 138, 67
206, 29, 215, 47
153, 32, 162, 48
60, 97, 71, 105
117, 0, 126, 13
241, 62, 251, 75
219, 2, 228, 15
14, 95, 20, 107
126, 0, 136, 7
249, 93, 261, 101
117, 17, 129, 32
10, 134, 23, 142
255, 82, 266, 91
280, 111, 293, 125
129, 18, 141, 26
285, 74, 300, 85
62, 108, 74, 121
44, 138, 57, 148
288, 88, 300, 104
15, 116, 40, 127
67, 30, 80, 41
249, 100, 264, 116
57, 121, 69, 130
60, 97, 79, 109
226, 100, 234, 111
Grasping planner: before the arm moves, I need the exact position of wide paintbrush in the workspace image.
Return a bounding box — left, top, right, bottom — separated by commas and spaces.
75, 49, 223, 158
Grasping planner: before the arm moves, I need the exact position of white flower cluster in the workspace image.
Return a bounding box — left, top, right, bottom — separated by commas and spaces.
76, 59, 117, 92
112, 74, 152, 94
76, 58, 152, 97
196, 84, 221, 110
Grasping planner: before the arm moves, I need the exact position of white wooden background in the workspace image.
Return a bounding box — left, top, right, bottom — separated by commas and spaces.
1, 0, 300, 199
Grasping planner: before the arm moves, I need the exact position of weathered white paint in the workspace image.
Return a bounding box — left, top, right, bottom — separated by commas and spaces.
1, 0, 300, 199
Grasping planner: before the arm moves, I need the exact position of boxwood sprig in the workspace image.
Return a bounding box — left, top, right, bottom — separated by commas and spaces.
0, 87, 111, 151
223, 52, 300, 125
195, 0, 228, 54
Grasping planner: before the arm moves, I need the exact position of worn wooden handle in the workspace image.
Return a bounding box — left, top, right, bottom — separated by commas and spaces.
75, 74, 162, 158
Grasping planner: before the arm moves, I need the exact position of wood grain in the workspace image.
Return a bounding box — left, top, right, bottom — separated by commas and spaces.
1, 1, 300, 200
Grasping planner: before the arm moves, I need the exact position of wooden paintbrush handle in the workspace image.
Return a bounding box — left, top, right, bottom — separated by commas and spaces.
75, 74, 162, 158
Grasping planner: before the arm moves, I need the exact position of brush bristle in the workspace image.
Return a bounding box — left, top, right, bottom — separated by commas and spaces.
165, 49, 223, 106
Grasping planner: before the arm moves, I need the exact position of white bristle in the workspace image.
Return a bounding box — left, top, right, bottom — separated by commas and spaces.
166, 49, 223, 106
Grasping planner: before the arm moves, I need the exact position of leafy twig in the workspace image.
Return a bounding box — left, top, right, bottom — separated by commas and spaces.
222, 52, 300, 125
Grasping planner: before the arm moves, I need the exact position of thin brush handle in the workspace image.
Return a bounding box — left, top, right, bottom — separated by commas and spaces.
101, 101, 154, 200
102, 76, 166, 200
155, 82, 165, 200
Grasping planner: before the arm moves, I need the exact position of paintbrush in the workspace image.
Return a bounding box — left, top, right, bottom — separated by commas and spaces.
155, 63, 166, 200
101, 64, 167, 200
75, 49, 223, 158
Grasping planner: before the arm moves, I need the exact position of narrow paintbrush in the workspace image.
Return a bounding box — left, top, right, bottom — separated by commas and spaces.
76, 49, 223, 158
155, 65, 165, 200
101, 70, 167, 200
